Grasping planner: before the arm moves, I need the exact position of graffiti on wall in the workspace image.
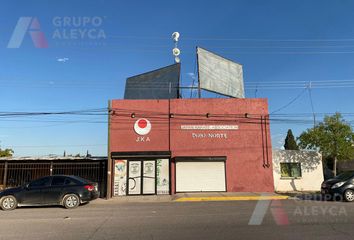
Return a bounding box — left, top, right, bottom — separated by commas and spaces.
114, 160, 127, 196
157, 159, 169, 194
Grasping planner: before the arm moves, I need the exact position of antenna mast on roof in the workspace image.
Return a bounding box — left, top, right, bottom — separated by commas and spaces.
172, 32, 181, 98
172, 32, 180, 63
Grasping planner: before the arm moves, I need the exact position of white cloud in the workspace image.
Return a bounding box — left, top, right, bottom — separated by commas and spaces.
57, 57, 69, 63
187, 72, 196, 80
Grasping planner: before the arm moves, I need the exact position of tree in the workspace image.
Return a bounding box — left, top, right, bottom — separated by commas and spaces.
298, 113, 354, 176
284, 129, 299, 150
0, 148, 14, 157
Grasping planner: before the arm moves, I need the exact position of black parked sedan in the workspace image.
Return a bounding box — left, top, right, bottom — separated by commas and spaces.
0, 175, 99, 210
321, 171, 354, 202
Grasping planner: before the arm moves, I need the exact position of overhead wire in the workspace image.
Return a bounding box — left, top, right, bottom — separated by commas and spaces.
269, 87, 308, 114
3, 78, 354, 90
108, 35, 354, 42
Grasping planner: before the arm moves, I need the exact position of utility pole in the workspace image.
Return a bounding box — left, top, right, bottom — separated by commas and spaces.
106, 100, 112, 199
308, 81, 316, 128
196, 47, 201, 99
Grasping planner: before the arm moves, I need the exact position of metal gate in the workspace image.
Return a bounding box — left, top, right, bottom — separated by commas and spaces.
6, 162, 50, 188
0, 160, 107, 197
53, 161, 107, 197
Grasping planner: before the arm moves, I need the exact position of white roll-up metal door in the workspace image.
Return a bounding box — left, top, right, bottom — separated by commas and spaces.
176, 161, 226, 192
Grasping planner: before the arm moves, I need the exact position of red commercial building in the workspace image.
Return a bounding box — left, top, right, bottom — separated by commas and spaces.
107, 98, 274, 197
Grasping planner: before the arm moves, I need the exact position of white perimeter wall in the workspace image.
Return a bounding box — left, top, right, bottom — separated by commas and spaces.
273, 150, 324, 192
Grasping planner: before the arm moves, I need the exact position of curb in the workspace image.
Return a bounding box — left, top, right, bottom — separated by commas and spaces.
174, 195, 289, 202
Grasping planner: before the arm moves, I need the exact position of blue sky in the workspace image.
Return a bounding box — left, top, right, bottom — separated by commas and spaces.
1, 0, 354, 156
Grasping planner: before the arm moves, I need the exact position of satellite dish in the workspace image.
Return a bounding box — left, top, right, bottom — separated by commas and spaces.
172, 32, 180, 42
174, 56, 180, 63
172, 47, 180, 56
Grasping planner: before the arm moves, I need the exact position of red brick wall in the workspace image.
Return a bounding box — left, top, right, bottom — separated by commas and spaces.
110, 99, 169, 152
110, 98, 274, 193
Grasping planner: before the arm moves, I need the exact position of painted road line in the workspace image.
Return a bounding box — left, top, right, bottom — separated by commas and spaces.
174, 196, 289, 202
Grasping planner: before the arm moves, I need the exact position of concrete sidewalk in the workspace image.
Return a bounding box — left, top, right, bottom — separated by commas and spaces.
97, 192, 288, 204
99, 195, 173, 203
174, 192, 288, 202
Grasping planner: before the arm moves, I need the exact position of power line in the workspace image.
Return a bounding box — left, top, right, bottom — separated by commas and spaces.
3, 144, 107, 148
48, 45, 354, 55
270, 88, 308, 114
0, 106, 354, 130
3, 78, 354, 90
1, 107, 354, 118
0, 108, 108, 117
108, 35, 354, 42
56, 42, 354, 50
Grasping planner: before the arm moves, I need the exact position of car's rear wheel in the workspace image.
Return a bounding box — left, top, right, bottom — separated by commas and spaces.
321, 194, 333, 201
344, 189, 354, 202
63, 194, 80, 209
0, 196, 18, 211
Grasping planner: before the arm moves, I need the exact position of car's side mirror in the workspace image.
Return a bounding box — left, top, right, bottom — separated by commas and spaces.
25, 183, 30, 190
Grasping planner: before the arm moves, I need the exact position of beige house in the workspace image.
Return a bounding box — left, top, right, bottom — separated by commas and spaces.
272, 150, 324, 192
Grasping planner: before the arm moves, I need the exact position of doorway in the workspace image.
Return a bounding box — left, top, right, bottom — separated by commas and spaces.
127, 160, 156, 195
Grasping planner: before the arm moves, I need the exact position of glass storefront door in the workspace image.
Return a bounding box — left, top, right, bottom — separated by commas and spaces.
143, 160, 156, 194
128, 161, 142, 195
127, 160, 156, 195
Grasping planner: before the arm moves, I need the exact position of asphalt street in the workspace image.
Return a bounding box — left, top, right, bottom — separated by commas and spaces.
0, 198, 353, 240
